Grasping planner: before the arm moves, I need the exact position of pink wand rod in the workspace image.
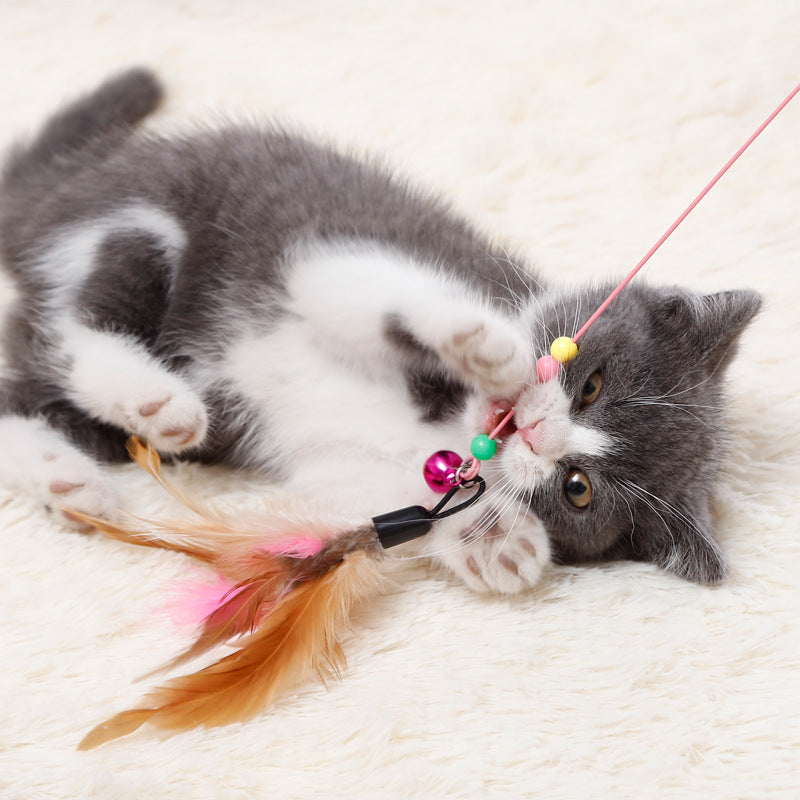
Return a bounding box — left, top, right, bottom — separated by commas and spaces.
571, 79, 800, 344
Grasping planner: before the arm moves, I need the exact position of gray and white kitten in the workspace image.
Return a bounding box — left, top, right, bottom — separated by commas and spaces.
0, 69, 760, 592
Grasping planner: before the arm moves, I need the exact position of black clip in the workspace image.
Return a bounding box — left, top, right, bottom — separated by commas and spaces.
372, 476, 486, 549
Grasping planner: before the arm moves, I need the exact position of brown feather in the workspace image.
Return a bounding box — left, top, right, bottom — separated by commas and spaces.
78, 549, 384, 749
59, 507, 220, 563
63, 440, 361, 574
143, 569, 294, 678
125, 436, 217, 519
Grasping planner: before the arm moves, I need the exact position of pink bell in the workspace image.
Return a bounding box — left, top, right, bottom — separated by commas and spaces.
423, 450, 463, 493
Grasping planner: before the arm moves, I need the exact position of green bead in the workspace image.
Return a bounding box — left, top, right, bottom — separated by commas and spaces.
470, 434, 497, 460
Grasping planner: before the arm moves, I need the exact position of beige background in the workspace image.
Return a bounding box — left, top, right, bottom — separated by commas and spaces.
1, 2, 798, 797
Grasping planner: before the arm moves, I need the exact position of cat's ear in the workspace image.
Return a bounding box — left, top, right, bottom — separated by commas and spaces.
656, 288, 761, 374
691, 289, 762, 373
629, 498, 727, 584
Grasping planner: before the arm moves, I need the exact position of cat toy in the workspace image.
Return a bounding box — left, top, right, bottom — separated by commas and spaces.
74, 79, 799, 749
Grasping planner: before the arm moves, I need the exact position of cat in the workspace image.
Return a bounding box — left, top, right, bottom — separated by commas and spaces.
0, 68, 761, 593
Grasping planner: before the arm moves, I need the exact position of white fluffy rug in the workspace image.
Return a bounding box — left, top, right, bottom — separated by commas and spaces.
1, 2, 799, 798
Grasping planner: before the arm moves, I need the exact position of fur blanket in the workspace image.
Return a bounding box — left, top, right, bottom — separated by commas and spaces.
1, 2, 798, 797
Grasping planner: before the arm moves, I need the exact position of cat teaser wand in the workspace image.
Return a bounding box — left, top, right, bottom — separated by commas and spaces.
73, 79, 799, 749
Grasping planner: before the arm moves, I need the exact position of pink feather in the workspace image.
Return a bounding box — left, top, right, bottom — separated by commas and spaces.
261, 534, 325, 559
165, 574, 242, 626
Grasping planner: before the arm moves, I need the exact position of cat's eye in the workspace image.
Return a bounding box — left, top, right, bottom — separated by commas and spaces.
564, 470, 592, 509
580, 372, 603, 406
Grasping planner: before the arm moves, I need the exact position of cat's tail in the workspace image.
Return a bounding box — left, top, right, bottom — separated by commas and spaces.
1, 67, 163, 192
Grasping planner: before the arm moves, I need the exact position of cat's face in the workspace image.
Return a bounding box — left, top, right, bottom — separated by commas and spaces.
489, 285, 761, 583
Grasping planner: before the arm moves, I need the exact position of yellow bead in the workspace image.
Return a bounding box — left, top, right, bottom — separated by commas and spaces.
550, 337, 578, 363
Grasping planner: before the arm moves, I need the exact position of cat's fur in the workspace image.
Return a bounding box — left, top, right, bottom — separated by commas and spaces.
0, 69, 760, 592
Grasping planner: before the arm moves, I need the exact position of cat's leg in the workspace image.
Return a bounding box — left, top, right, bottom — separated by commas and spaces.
22, 202, 202, 454
384, 304, 534, 399
287, 245, 535, 397
60, 322, 208, 453
0, 414, 118, 529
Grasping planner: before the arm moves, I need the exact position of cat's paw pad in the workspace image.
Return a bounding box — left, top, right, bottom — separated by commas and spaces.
40, 452, 119, 531
124, 390, 208, 452
67, 340, 209, 453
0, 416, 119, 530
464, 527, 549, 593
442, 320, 532, 396
437, 516, 550, 594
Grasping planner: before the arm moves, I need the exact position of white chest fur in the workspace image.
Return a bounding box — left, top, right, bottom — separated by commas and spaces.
217, 243, 475, 516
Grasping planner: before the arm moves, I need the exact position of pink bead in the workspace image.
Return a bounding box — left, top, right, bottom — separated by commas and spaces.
536, 355, 560, 382
423, 450, 463, 493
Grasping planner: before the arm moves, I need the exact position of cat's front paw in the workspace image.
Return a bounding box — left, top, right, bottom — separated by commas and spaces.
441, 319, 532, 398
427, 510, 551, 594
66, 329, 209, 453
79, 373, 208, 454
126, 389, 208, 452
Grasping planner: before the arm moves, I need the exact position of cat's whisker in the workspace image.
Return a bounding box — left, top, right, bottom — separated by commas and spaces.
490, 490, 529, 564
616, 398, 714, 427
619, 476, 718, 559
460, 479, 517, 541
569, 294, 584, 341
621, 477, 721, 557
612, 484, 636, 541
665, 338, 745, 401
449, 481, 525, 555
622, 399, 725, 419
392, 477, 519, 561
616, 370, 656, 404
484, 282, 527, 314
481, 269, 527, 314
519, 289, 554, 352
617, 479, 678, 553
482, 250, 532, 313
481, 489, 527, 546
623, 336, 744, 412
494, 245, 545, 292
624, 398, 724, 411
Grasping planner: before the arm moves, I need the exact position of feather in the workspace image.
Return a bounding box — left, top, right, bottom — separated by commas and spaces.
62, 438, 358, 571
125, 436, 214, 519
69, 437, 388, 748
164, 573, 241, 626
78, 549, 384, 749
149, 523, 380, 676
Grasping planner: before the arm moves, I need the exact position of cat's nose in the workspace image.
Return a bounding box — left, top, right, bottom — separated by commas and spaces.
516, 420, 563, 456
517, 422, 544, 453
